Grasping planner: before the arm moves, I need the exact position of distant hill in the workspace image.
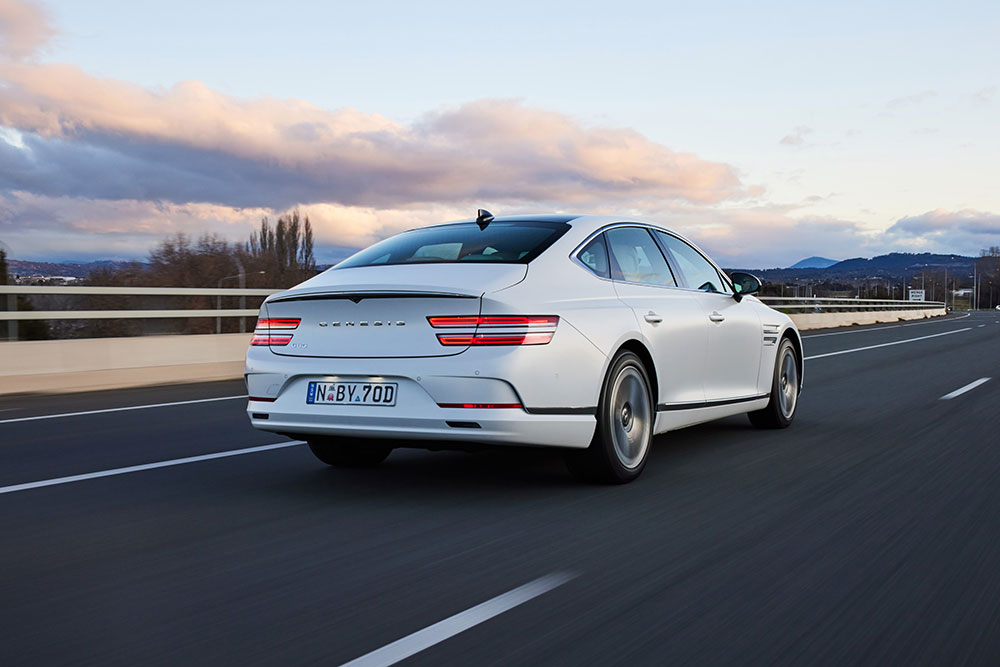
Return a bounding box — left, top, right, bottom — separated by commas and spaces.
735, 252, 976, 283
827, 252, 972, 272
788, 256, 839, 269
7, 259, 143, 279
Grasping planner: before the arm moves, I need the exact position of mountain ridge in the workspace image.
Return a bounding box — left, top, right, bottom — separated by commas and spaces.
788, 256, 839, 269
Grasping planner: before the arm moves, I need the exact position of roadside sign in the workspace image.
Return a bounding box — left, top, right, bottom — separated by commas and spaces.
909, 289, 926, 302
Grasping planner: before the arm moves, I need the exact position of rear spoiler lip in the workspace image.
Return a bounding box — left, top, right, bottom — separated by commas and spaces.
266, 289, 482, 304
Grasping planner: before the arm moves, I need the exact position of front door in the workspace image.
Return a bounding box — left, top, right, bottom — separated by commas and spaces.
654, 231, 763, 402
604, 226, 707, 406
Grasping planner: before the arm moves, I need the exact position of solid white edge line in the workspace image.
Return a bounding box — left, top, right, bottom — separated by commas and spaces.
0, 441, 304, 495
340, 572, 577, 667
802, 313, 970, 338
0, 395, 248, 424
804, 328, 971, 360
940, 377, 991, 401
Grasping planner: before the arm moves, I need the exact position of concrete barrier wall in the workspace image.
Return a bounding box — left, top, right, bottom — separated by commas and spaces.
0, 333, 251, 396
788, 307, 946, 331
0, 307, 947, 396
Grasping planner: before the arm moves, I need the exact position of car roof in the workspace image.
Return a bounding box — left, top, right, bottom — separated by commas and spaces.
439, 213, 645, 226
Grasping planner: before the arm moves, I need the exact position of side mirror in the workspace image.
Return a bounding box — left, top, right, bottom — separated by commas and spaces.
729, 272, 761, 302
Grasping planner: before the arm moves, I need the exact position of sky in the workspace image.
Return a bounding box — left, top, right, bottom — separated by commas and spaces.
0, 0, 998, 268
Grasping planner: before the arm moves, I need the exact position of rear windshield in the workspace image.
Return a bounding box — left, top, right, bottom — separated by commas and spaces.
334, 221, 571, 269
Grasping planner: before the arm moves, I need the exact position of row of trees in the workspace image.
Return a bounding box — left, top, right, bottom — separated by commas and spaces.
80, 212, 319, 336
1, 213, 319, 339
88, 211, 316, 289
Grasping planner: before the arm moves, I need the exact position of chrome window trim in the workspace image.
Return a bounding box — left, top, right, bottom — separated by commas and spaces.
569, 222, 736, 294
570, 233, 613, 281
650, 228, 735, 295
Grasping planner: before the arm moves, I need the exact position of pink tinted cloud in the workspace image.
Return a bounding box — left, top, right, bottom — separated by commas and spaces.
0, 0, 52, 59
0, 60, 750, 208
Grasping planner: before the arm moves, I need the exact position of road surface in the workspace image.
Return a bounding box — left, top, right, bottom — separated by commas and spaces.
2, 312, 999, 665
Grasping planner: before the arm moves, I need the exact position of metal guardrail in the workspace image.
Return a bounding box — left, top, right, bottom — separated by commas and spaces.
0, 286, 946, 340
0, 286, 280, 320
757, 297, 946, 312
0, 286, 282, 340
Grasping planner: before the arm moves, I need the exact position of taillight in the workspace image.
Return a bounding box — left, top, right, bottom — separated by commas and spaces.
252, 318, 299, 346
427, 316, 482, 328
436, 333, 555, 346
427, 315, 559, 346
427, 316, 558, 328
256, 318, 300, 330
251, 335, 293, 346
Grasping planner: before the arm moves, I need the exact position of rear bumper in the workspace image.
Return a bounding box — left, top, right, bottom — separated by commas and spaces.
244, 344, 602, 449
248, 401, 594, 449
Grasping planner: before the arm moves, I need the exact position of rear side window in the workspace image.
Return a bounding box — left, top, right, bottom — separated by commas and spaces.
606, 227, 676, 287
577, 234, 611, 278
335, 221, 570, 269
655, 231, 730, 294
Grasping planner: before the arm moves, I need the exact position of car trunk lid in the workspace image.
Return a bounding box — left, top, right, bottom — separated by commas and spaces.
261, 264, 526, 358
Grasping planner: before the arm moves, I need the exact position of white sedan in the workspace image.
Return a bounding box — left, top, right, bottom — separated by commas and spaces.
246, 213, 802, 483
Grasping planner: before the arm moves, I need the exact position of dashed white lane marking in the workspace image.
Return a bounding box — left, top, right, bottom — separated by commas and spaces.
940, 378, 991, 401
0, 395, 247, 424
340, 572, 577, 667
805, 328, 971, 360
0, 441, 303, 495
978, 324, 986, 328
802, 313, 970, 338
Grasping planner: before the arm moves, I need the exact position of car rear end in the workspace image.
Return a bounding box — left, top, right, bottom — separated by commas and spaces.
245, 219, 607, 449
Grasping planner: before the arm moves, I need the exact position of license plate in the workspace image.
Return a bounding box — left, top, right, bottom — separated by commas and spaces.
306, 381, 397, 406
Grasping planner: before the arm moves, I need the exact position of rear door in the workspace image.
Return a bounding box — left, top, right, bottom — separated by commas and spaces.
603, 226, 707, 406
654, 231, 763, 401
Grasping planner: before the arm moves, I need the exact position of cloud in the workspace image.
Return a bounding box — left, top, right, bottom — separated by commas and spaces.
0, 0, 750, 214
974, 85, 997, 104
0, 0, 992, 272
0, 62, 749, 209
665, 206, 880, 268
0, 189, 494, 262
885, 90, 936, 110
884, 209, 1000, 252
0, 0, 52, 59
779, 126, 812, 147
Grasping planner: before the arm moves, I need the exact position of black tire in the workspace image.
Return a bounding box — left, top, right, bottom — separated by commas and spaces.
307, 437, 393, 467
748, 338, 799, 429
565, 351, 654, 484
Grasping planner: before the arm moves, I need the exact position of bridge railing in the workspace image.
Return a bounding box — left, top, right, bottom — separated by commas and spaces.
1, 286, 947, 342
757, 297, 946, 313
0, 286, 282, 341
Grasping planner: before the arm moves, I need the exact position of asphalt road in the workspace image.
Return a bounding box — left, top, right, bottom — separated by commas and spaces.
2, 312, 999, 665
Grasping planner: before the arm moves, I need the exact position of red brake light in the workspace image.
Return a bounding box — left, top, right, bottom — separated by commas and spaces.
436, 333, 555, 346
256, 318, 300, 330
251, 334, 293, 346
427, 315, 559, 346
427, 315, 558, 328
480, 316, 558, 327
427, 316, 481, 328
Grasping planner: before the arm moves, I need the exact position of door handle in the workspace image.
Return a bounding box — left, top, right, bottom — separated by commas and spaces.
709, 312, 725, 323
644, 312, 663, 324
